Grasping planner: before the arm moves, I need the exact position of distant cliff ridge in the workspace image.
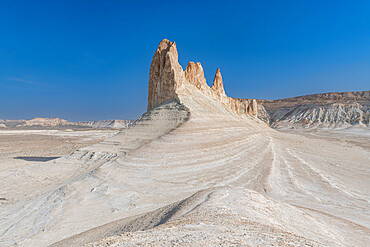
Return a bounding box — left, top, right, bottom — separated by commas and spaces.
0, 118, 133, 129
260, 91, 370, 129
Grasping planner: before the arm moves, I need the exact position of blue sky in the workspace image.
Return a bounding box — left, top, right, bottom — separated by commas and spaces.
0, 0, 369, 121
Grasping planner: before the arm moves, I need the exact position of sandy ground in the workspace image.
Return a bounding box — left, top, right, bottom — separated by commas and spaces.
0, 85, 369, 246
0, 130, 118, 172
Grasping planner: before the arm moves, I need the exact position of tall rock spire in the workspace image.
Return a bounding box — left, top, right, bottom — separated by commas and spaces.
147, 39, 185, 110
211, 69, 224, 93
211, 68, 226, 102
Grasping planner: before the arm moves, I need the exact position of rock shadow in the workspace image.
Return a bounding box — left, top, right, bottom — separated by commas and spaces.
14, 156, 60, 162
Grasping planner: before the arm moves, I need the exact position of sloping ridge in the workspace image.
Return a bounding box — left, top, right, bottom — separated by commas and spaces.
50, 188, 214, 247
55, 187, 369, 247
76, 120, 134, 129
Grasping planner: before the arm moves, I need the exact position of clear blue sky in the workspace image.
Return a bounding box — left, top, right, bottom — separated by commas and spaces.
0, 1, 369, 121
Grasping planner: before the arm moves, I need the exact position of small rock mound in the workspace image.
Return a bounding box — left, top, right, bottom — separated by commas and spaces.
22, 117, 72, 127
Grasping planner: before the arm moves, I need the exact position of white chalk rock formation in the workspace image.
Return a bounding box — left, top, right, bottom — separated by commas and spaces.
22, 117, 72, 127
261, 91, 370, 129
148, 39, 262, 119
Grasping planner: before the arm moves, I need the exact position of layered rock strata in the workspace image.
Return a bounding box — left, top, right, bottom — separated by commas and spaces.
260, 91, 370, 128
77, 120, 134, 129
148, 39, 260, 118
23, 117, 71, 127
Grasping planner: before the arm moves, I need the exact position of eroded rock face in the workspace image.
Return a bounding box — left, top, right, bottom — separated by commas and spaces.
147, 39, 185, 110
185, 62, 208, 91
248, 99, 258, 116
211, 68, 227, 103
147, 39, 264, 120
260, 91, 370, 128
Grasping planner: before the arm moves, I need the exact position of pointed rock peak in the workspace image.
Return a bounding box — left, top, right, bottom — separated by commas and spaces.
211, 68, 225, 94
156, 39, 178, 58
157, 39, 175, 50
158, 38, 174, 47
185, 61, 207, 90
185, 62, 205, 75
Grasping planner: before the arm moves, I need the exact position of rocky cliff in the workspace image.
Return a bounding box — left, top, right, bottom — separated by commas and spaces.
260, 91, 370, 129
147, 39, 261, 118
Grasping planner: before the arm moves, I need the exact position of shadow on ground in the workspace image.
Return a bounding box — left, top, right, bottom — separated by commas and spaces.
14, 156, 60, 162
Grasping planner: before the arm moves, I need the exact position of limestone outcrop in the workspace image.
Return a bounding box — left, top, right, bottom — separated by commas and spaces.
184, 62, 208, 91
147, 40, 185, 110
147, 39, 262, 119
23, 117, 71, 127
